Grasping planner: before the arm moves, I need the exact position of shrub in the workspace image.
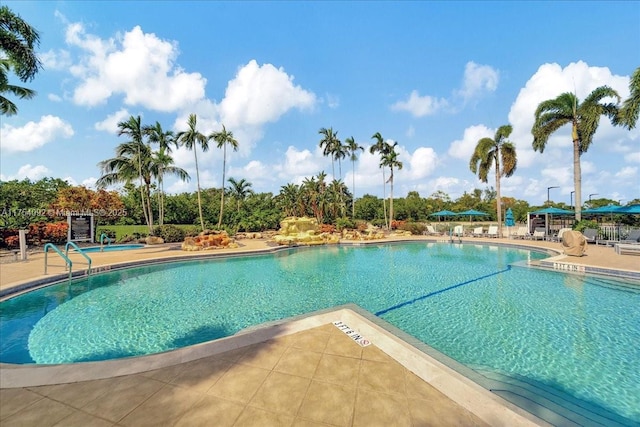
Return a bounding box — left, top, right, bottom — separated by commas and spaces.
153, 225, 185, 243
319, 223, 336, 233
574, 220, 599, 233
5, 235, 19, 249
43, 222, 68, 244
183, 226, 200, 237
335, 217, 355, 231
398, 221, 426, 235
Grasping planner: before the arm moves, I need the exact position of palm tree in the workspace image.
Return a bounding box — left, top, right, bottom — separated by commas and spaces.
380, 142, 403, 229
469, 125, 517, 237
0, 5, 42, 116
97, 140, 153, 232
227, 177, 253, 213
333, 138, 348, 180
210, 125, 239, 229
532, 87, 621, 221
318, 127, 340, 178
278, 183, 303, 217
176, 114, 209, 231
144, 121, 181, 225
115, 115, 154, 232
614, 66, 640, 130
370, 132, 389, 228
345, 136, 363, 218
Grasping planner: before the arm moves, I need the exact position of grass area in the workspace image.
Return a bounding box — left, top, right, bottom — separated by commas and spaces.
96, 224, 197, 242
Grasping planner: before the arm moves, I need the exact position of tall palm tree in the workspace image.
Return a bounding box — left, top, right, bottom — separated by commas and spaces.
144, 121, 178, 225
469, 125, 517, 237
149, 150, 189, 226
370, 132, 389, 227
333, 138, 348, 180
227, 177, 253, 213
116, 115, 154, 232
345, 136, 363, 218
318, 127, 341, 178
278, 183, 303, 217
0, 5, 42, 116
614, 66, 640, 130
97, 140, 153, 232
532, 87, 620, 221
176, 114, 209, 231
380, 142, 403, 229
210, 125, 239, 229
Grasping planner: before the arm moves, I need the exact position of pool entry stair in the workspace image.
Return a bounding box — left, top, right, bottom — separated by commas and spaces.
43, 242, 92, 279
471, 367, 637, 427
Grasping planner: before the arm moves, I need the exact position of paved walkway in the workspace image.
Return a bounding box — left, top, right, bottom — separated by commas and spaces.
1, 236, 638, 426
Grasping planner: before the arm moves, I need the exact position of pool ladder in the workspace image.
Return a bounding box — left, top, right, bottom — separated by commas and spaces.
44, 242, 92, 280
100, 233, 111, 252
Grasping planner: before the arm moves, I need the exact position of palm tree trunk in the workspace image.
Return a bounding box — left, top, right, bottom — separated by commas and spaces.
137, 148, 151, 234
573, 133, 582, 222
382, 168, 388, 229
351, 159, 356, 218
218, 145, 226, 229
158, 176, 164, 226
389, 168, 394, 229
194, 148, 205, 231
495, 155, 502, 238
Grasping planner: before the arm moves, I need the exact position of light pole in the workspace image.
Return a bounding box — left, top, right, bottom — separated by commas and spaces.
589, 193, 598, 201
570, 191, 575, 209
547, 186, 559, 205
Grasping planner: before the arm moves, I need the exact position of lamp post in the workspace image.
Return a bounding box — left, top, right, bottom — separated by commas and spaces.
547, 186, 559, 205
570, 191, 575, 209
589, 193, 598, 201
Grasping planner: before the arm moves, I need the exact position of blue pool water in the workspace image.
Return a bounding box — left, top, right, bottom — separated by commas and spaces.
78, 244, 145, 253
1, 243, 639, 422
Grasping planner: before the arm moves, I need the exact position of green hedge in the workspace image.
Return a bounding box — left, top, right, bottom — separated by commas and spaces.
95, 224, 197, 243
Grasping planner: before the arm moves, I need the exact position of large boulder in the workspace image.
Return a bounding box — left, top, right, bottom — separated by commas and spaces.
272, 217, 339, 246
181, 230, 238, 251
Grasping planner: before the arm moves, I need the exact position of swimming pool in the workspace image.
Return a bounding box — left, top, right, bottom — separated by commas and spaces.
76, 244, 145, 253
1, 242, 639, 423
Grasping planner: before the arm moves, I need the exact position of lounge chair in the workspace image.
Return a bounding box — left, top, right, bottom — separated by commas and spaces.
452, 225, 464, 237
620, 229, 640, 244
486, 225, 499, 238
552, 228, 572, 242
531, 227, 546, 241
424, 225, 440, 236
471, 227, 484, 237
615, 243, 640, 255
514, 226, 530, 239
582, 228, 599, 244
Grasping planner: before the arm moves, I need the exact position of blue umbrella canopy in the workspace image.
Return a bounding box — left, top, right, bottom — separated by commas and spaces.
582, 204, 624, 214
615, 204, 640, 214
530, 207, 574, 215
505, 208, 515, 227
458, 209, 490, 216
429, 210, 457, 217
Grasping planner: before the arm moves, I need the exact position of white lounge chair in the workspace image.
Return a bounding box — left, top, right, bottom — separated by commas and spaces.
532, 227, 546, 240
424, 225, 440, 236
452, 225, 464, 237
471, 227, 484, 237
553, 227, 572, 242
615, 243, 640, 255
514, 226, 530, 239
486, 225, 499, 238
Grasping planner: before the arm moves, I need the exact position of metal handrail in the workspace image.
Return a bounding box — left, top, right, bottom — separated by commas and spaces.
100, 233, 111, 251
65, 241, 92, 275
44, 243, 73, 280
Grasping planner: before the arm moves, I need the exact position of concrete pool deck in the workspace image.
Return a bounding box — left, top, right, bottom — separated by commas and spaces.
1, 236, 638, 426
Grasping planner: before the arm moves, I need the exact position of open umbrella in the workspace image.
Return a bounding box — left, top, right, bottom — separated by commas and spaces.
615, 204, 640, 214
530, 207, 574, 237
429, 210, 457, 217
505, 208, 515, 227
457, 209, 490, 222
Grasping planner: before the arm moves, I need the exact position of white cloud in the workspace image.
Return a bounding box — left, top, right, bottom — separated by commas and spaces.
406, 126, 415, 138
40, 49, 72, 70
448, 124, 493, 160
456, 61, 499, 102
66, 23, 206, 111
47, 93, 62, 102
407, 147, 438, 180
391, 90, 447, 117
615, 166, 637, 179
95, 108, 131, 133
626, 151, 640, 163
1, 164, 51, 181
325, 93, 340, 109
277, 146, 325, 180
219, 60, 316, 130
0, 115, 74, 153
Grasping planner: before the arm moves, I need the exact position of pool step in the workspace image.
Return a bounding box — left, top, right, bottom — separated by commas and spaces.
471, 367, 638, 427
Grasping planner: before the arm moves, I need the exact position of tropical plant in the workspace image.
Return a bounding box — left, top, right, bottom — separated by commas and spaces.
227, 177, 253, 213
345, 136, 363, 217
469, 124, 517, 237
0, 5, 42, 115
210, 124, 238, 229
277, 183, 304, 218
614, 66, 640, 130
380, 141, 403, 229
144, 121, 189, 225
318, 127, 341, 178
176, 114, 209, 231
532, 87, 621, 221
370, 132, 389, 227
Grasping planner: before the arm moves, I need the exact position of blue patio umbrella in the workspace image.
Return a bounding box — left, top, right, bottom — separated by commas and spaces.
429, 209, 457, 217
615, 204, 640, 214
505, 208, 515, 227
530, 207, 574, 215
457, 209, 490, 222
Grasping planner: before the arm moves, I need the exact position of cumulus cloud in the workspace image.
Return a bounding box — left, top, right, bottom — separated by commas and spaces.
0, 164, 51, 181
40, 49, 72, 70
219, 60, 316, 130
391, 90, 448, 117
65, 23, 206, 111
448, 124, 493, 160
0, 115, 74, 153
456, 61, 499, 102
95, 108, 131, 133
615, 166, 637, 179
47, 93, 62, 102
407, 147, 438, 180
277, 146, 324, 180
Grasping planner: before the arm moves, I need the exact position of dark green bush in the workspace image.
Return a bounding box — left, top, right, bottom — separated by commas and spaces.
398, 221, 426, 235
335, 217, 355, 231
153, 225, 185, 243
573, 220, 598, 233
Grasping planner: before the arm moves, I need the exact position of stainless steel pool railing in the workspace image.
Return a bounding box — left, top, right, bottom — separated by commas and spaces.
65, 241, 92, 275
44, 243, 73, 280
100, 233, 111, 252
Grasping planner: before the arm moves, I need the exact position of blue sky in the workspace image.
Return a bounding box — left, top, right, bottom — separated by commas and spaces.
1, 1, 639, 206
